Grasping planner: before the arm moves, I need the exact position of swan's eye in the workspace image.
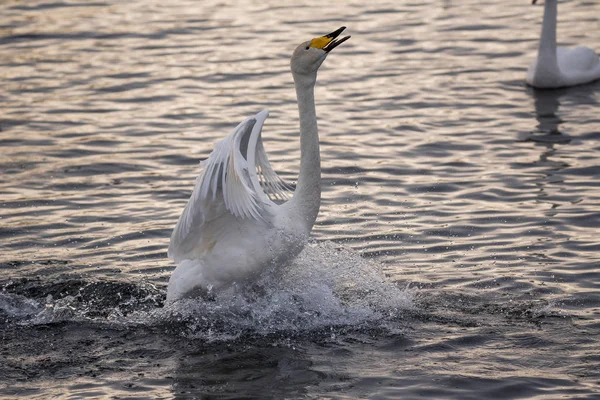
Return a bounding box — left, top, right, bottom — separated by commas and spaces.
305, 46, 309, 50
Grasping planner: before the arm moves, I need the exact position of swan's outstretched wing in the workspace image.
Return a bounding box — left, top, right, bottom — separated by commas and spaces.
168, 110, 290, 263
240, 110, 292, 203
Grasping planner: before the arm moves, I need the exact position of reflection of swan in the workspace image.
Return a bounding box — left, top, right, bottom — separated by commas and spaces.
527, 88, 570, 212
526, 0, 600, 89
524, 87, 568, 143
521, 81, 599, 143
522, 83, 599, 212
166, 28, 351, 303
171, 344, 318, 398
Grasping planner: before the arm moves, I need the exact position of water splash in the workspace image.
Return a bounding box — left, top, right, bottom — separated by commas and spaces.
141, 241, 414, 340
0, 292, 41, 320
1, 242, 414, 341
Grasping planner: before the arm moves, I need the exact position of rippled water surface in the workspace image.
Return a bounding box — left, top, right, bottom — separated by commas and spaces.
2, 0, 600, 398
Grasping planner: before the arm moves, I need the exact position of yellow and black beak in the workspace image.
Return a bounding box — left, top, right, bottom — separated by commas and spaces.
309, 26, 351, 53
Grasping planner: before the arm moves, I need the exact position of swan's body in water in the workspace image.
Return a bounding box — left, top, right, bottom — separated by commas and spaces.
166, 28, 350, 303
526, 0, 600, 89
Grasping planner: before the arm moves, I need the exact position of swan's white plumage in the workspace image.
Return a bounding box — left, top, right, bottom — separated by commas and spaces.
526, 0, 600, 88
166, 27, 350, 303
168, 110, 290, 264
557, 46, 599, 74
166, 110, 303, 302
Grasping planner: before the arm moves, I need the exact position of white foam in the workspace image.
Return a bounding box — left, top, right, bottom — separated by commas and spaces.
153, 241, 414, 339
0, 292, 41, 319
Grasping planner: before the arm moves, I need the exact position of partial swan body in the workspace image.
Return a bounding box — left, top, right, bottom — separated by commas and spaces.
526, 0, 600, 89
166, 27, 350, 303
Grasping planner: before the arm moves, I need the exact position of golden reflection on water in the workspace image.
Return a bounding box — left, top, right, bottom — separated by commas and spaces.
2, 0, 600, 398
1, 0, 600, 284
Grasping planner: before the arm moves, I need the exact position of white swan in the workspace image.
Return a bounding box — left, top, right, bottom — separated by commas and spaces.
526, 0, 600, 89
166, 27, 351, 303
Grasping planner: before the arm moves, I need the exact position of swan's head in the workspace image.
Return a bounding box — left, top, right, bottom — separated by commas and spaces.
290, 26, 350, 75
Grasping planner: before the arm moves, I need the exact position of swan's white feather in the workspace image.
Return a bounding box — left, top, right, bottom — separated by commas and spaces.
557, 46, 600, 74
527, 46, 600, 88
168, 110, 291, 264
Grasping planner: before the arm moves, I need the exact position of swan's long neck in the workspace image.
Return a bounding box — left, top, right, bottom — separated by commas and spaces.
536, 0, 560, 76
291, 72, 321, 229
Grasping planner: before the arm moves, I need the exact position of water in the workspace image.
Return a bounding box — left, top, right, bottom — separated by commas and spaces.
2, 0, 600, 398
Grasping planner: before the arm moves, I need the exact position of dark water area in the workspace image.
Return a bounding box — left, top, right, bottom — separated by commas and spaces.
2, 0, 600, 398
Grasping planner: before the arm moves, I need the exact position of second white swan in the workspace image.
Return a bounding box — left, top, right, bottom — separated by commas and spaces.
166, 27, 350, 303
526, 0, 600, 89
